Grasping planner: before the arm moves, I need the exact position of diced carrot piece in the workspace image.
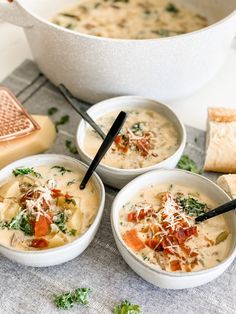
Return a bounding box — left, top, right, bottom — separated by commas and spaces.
31, 238, 49, 249
34, 216, 50, 237
170, 260, 181, 271
123, 229, 145, 251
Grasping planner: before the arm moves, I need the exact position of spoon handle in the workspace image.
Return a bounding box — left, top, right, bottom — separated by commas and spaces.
58, 84, 106, 140
80, 111, 127, 190
195, 198, 236, 223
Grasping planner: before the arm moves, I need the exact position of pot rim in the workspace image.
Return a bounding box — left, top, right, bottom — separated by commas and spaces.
17, 0, 236, 43
111, 168, 236, 278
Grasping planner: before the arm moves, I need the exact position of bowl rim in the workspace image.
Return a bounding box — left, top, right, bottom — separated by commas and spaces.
111, 168, 236, 277
17, 0, 236, 43
76, 95, 186, 174
0, 154, 105, 255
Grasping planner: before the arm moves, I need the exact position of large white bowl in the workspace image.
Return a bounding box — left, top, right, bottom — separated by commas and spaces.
76, 96, 186, 189
111, 169, 236, 289
0, 154, 105, 267
0, 0, 236, 103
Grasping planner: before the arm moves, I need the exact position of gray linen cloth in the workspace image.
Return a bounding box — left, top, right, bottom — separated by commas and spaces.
0, 60, 235, 314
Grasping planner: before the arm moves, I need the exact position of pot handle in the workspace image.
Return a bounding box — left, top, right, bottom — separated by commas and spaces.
0, 0, 33, 28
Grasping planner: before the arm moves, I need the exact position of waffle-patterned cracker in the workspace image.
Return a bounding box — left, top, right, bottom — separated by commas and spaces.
0, 87, 40, 142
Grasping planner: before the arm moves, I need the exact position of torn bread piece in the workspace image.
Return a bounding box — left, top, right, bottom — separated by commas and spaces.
217, 174, 236, 199
204, 107, 236, 173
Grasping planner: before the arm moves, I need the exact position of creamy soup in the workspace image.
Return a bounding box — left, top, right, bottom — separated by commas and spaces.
119, 184, 231, 272
84, 109, 179, 169
52, 0, 208, 39
0, 165, 99, 250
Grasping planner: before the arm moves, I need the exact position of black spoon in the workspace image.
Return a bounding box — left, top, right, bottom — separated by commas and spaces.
80, 111, 127, 190
195, 198, 236, 223
58, 84, 106, 140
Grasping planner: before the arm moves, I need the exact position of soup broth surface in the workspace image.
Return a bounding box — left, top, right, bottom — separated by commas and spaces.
119, 183, 231, 272
84, 108, 179, 169
0, 164, 99, 250
52, 0, 208, 39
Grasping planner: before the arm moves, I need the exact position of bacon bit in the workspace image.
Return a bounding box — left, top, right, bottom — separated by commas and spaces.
34, 216, 51, 237
204, 236, 214, 246
20, 191, 34, 203
42, 198, 49, 210
114, 135, 129, 153
136, 138, 150, 157
128, 212, 137, 222
127, 208, 154, 222
151, 153, 158, 157
51, 188, 63, 198
170, 260, 181, 271
145, 238, 161, 250
185, 226, 198, 237
123, 229, 145, 251
184, 264, 191, 272
174, 226, 198, 245
64, 193, 73, 199
31, 238, 49, 249
174, 229, 187, 244
190, 258, 198, 269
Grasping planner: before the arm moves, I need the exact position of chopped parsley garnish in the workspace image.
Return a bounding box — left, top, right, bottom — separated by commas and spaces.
12, 167, 42, 178
53, 212, 76, 235
68, 229, 77, 236
152, 29, 184, 37
176, 196, 207, 216
131, 122, 144, 134
61, 13, 78, 18
166, 3, 179, 13
67, 179, 76, 186
54, 288, 91, 310
2, 211, 34, 236
53, 212, 68, 233
65, 140, 78, 155
177, 155, 201, 174
55, 115, 70, 132
52, 165, 72, 175
48, 107, 58, 116
113, 300, 141, 314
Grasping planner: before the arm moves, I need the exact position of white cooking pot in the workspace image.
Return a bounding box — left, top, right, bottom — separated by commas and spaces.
0, 0, 236, 103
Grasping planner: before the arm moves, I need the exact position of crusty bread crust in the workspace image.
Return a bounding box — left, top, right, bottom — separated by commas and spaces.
217, 174, 236, 199
208, 107, 236, 123
204, 108, 236, 173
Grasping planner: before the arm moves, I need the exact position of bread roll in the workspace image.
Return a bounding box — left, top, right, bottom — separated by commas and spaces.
217, 174, 236, 199
204, 107, 236, 173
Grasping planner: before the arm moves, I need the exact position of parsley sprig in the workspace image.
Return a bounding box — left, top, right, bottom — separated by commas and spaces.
53, 212, 76, 236
12, 167, 42, 178
48, 107, 58, 116
55, 115, 70, 132
2, 211, 34, 236
113, 300, 141, 314
177, 155, 201, 174
65, 140, 78, 155
176, 196, 207, 217
166, 3, 179, 13
52, 165, 72, 175
54, 288, 91, 310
